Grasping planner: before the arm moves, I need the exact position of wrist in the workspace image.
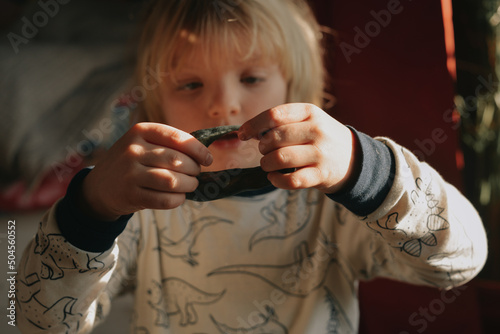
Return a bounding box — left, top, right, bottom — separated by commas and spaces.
56, 167, 133, 252
78, 170, 122, 222
320, 127, 361, 195
326, 128, 396, 216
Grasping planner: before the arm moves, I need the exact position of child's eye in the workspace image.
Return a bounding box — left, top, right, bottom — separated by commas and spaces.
178, 82, 203, 91
241, 76, 263, 85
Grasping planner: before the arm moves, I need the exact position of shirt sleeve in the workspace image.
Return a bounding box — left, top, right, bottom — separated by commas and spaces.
327, 127, 396, 216
15, 176, 139, 333
343, 136, 488, 288
56, 167, 133, 252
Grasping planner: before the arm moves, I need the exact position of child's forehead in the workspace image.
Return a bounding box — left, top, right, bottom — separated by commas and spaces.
171, 38, 275, 72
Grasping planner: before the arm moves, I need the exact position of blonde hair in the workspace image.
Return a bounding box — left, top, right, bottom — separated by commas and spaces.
135, 0, 325, 122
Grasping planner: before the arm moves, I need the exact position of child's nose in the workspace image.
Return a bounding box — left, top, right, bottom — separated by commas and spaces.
208, 108, 239, 119
207, 86, 241, 119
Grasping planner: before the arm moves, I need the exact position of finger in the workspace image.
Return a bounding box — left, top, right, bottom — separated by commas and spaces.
258, 123, 317, 155
139, 144, 202, 176
268, 166, 322, 190
134, 188, 186, 210
238, 103, 315, 141
260, 145, 320, 172
139, 168, 199, 193
133, 122, 213, 166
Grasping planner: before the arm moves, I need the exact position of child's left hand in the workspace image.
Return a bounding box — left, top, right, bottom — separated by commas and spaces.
238, 103, 358, 194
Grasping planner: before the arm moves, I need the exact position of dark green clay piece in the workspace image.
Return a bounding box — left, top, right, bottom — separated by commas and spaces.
185, 167, 274, 201
189, 125, 241, 148
186, 125, 293, 202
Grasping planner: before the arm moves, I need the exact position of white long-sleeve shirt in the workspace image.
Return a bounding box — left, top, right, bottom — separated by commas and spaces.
15, 135, 487, 333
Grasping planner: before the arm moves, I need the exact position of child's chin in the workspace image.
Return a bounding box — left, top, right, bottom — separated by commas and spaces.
210, 137, 242, 150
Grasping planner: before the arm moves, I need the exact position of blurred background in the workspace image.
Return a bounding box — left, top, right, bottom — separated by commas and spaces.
0, 0, 499, 333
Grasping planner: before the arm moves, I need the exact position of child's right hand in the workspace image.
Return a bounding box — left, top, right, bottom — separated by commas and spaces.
78, 123, 214, 221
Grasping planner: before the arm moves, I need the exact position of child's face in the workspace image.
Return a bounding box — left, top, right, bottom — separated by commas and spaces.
160, 47, 287, 171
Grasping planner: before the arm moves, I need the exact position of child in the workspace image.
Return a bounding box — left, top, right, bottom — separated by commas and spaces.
16, 0, 487, 333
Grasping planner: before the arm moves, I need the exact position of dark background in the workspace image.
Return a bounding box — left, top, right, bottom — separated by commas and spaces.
1, 0, 499, 332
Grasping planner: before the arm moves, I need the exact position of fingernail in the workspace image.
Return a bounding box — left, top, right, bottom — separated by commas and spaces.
258, 142, 265, 152
204, 153, 213, 166
238, 131, 250, 141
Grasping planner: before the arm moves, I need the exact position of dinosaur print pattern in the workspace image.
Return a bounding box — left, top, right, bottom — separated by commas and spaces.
248, 190, 319, 250
34, 223, 105, 280
426, 250, 472, 285
16, 273, 82, 333
156, 216, 233, 266
210, 306, 288, 333
146, 277, 226, 328
411, 177, 450, 231
324, 287, 354, 334
366, 176, 449, 257
209, 235, 339, 298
